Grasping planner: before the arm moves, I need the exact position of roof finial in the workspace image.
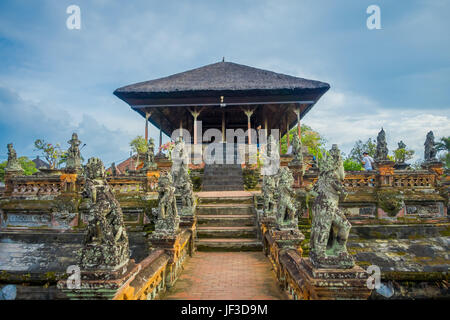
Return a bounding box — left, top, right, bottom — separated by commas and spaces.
222, 57, 225, 62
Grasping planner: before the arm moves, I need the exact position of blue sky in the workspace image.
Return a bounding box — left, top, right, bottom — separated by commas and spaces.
0, 0, 449, 166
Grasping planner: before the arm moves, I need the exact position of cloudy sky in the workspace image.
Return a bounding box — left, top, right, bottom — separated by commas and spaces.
0, 0, 449, 166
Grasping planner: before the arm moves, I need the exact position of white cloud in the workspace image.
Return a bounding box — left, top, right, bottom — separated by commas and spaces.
305, 89, 450, 162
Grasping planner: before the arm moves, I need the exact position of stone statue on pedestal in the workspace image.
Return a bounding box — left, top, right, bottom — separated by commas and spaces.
141, 138, 157, 171
261, 135, 280, 176
66, 133, 83, 171
176, 165, 194, 215
171, 137, 189, 183
424, 131, 438, 162
154, 172, 180, 234
79, 158, 129, 270
5, 143, 23, 172
289, 132, 303, 166
275, 167, 298, 230
310, 144, 354, 269
375, 128, 389, 161
262, 174, 278, 216
111, 162, 118, 176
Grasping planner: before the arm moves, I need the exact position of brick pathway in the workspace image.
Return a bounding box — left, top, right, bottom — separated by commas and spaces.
163, 252, 288, 300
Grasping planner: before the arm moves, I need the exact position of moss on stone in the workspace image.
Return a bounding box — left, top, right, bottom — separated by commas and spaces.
377, 190, 404, 217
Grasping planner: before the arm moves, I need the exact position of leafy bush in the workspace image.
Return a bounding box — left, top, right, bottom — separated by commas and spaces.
243, 168, 260, 190
0, 157, 38, 182
343, 158, 363, 171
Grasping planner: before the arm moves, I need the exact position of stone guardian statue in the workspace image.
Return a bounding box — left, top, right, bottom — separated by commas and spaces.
66, 133, 83, 171
309, 144, 354, 269
79, 157, 129, 270
424, 131, 438, 162
289, 132, 303, 166
375, 128, 389, 161
5, 143, 23, 172
154, 172, 180, 234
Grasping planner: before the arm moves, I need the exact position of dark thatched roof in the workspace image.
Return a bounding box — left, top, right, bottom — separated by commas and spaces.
114, 61, 330, 104
113, 61, 330, 138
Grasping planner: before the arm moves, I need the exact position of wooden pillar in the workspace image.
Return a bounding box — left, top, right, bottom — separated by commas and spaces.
159, 125, 162, 149
145, 111, 151, 141
222, 111, 225, 142
294, 106, 301, 138
244, 108, 254, 144
279, 128, 282, 154
188, 107, 203, 145
264, 115, 268, 138
286, 115, 290, 151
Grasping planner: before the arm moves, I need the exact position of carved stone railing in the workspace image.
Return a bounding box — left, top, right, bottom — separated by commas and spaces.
342, 172, 378, 188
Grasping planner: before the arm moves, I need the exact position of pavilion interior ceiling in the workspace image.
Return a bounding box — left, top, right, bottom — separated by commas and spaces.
135, 102, 310, 141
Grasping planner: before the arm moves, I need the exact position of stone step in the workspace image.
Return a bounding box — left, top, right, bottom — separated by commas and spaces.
196, 214, 255, 227
202, 185, 244, 192
195, 238, 263, 252
196, 204, 254, 215
198, 196, 253, 205
197, 226, 257, 239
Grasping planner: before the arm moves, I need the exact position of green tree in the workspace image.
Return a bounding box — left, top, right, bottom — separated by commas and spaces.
34, 139, 65, 169
435, 136, 450, 169
343, 158, 363, 171
393, 148, 415, 163
280, 124, 326, 158
0, 157, 37, 182
435, 136, 450, 153
347, 138, 377, 161
129, 135, 148, 170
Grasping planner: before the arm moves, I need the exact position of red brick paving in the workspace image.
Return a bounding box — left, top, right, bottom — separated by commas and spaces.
163, 252, 288, 300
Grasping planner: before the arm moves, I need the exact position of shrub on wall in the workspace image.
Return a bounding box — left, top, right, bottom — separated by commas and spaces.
377, 190, 404, 217
243, 168, 260, 190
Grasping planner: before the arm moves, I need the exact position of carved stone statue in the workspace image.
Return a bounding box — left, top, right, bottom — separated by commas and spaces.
275, 167, 298, 229
111, 162, 118, 176
289, 132, 303, 166
375, 128, 389, 161
154, 172, 180, 234
141, 138, 157, 171
261, 135, 280, 176
66, 133, 82, 170
310, 144, 354, 269
175, 165, 194, 215
424, 131, 438, 162
262, 174, 278, 216
171, 137, 189, 183
5, 143, 23, 172
79, 158, 129, 270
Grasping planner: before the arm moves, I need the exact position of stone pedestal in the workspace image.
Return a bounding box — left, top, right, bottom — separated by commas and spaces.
56, 260, 140, 300
269, 228, 304, 251
288, 164, 304, 188
422, 160, 444, 176
295, 258, 371, 300
156, 158, 172, 173
148, 229, 191, 287
376, 160, 395, 186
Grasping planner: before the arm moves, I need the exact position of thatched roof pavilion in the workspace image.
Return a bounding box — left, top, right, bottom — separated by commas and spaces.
114, 61, 330, 145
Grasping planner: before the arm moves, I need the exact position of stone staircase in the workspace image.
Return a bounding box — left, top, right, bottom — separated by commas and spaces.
202, 164, 244, 191
195, 195, 262, 251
